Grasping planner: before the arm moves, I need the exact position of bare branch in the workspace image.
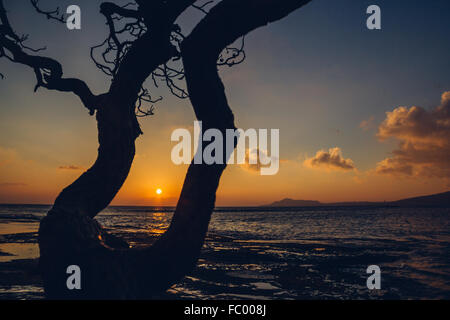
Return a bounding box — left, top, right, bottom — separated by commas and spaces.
92, 1, 200, 118
218, 36, 246, 67
30, 0, 65, 23
90, 2, 146, 78
136, 86, 162, 117
0, 0, 104, 114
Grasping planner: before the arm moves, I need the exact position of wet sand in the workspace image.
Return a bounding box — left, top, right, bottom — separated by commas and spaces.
1, 207, 449, 300
2, 228, 449, 300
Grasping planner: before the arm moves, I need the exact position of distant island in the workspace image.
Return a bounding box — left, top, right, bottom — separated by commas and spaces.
263, 191, 450, 208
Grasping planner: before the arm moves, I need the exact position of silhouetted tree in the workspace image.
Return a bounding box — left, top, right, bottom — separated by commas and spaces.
0, 0, 312, 298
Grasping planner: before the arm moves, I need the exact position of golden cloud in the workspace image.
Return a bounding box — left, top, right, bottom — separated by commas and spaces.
240, 148, 279, 173
303, 147, 355, 171
375, 91, 450, 178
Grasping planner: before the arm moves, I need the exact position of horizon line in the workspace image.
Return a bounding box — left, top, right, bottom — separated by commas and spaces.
1, 190, 448, 208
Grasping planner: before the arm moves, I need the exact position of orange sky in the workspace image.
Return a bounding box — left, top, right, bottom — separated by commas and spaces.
0, 110, 447, 206
0, 1, 449, 206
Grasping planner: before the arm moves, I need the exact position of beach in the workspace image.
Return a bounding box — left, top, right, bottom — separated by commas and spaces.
1, 205, 449, 300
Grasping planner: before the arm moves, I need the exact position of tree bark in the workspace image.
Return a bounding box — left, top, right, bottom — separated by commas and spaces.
37, 0, 312, 299
38, 94, 138, 298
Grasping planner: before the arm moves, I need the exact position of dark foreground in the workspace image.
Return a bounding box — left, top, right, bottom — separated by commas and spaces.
1, 205, 449, 299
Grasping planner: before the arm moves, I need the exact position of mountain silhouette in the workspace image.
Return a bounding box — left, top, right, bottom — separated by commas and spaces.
264, 191, 450, 207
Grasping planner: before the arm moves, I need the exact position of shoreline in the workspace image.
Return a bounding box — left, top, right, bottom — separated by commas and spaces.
1, 207, 449, 300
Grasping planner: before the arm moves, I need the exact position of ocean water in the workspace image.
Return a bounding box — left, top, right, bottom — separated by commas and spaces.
0, 204, 449, 299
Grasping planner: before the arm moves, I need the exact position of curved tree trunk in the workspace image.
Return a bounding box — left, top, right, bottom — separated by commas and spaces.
38, 94, 140, 298
38, 0, 312, 299
144, 55, 236, 291
144, 0, 313, 289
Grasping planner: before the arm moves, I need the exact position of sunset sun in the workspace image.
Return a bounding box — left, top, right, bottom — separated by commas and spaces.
156, 188, 162, 195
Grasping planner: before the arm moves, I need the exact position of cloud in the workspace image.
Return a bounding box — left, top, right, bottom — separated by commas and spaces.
359, 116, 375, 131
240, 148, 281, 174
58, 165, 83, 170
240, 148, 263, 173
375, 91, 450, 178
375, 158, 413, 176
303, 147, 355, 171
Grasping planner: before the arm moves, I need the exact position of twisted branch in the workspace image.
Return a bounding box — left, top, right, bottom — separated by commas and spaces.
30, 0, 65, 23
0, 0, 103, 114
